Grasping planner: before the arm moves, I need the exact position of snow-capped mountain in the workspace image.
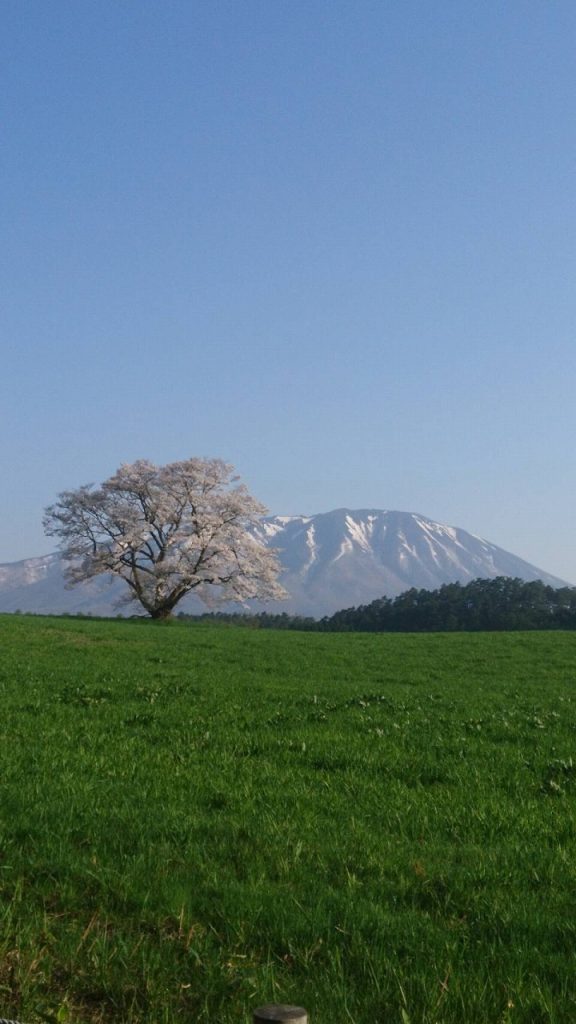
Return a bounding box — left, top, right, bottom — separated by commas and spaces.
0, 552, 127, 617
0, 509, 569, 618
249, 509, 569, 615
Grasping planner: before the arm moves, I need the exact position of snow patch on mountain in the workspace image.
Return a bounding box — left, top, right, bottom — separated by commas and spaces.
303, 524, 318, 572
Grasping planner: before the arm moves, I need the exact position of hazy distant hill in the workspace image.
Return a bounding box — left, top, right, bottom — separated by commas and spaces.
0, 508, 568, 618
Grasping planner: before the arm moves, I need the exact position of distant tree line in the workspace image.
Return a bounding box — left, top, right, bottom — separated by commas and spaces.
179, 577, 576, 632
177, 610, 318, 630
320, 577, 576, 632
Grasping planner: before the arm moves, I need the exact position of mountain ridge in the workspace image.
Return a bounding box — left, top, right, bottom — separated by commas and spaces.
0, 508, 569, 617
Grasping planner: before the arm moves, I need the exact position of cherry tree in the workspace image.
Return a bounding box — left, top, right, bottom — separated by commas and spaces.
43, 457, 286, 619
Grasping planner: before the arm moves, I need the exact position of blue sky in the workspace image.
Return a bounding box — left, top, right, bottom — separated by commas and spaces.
2, 0, 576, 582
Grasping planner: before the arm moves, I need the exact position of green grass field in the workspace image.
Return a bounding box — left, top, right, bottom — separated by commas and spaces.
0, 615, 575, 1024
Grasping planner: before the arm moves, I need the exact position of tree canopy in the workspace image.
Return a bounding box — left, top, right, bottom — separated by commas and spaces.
43, 457, 286, 619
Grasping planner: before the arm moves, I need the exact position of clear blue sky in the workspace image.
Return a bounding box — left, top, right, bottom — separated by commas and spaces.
2, 0, 576, 582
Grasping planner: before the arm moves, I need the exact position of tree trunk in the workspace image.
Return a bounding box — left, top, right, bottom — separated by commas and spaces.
150, 606, 173, 621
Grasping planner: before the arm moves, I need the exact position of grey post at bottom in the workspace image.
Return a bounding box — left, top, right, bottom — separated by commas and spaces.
254, 1005, 308, 1024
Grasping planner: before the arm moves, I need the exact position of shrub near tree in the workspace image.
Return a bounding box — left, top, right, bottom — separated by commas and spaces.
43, 457, 286, 620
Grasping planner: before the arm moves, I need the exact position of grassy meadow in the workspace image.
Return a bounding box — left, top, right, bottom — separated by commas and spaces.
0, 615, 575, 1023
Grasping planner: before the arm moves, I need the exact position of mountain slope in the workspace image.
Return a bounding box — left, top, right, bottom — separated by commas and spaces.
0, 509, 569, 617
0, 553, 128, 617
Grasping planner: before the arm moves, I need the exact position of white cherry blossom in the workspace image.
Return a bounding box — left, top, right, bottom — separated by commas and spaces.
43, 458, 286, 619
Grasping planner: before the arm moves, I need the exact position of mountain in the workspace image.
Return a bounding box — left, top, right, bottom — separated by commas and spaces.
0, 509, 569, 618
249, 509, 569, 616
0, 553, 128, 617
